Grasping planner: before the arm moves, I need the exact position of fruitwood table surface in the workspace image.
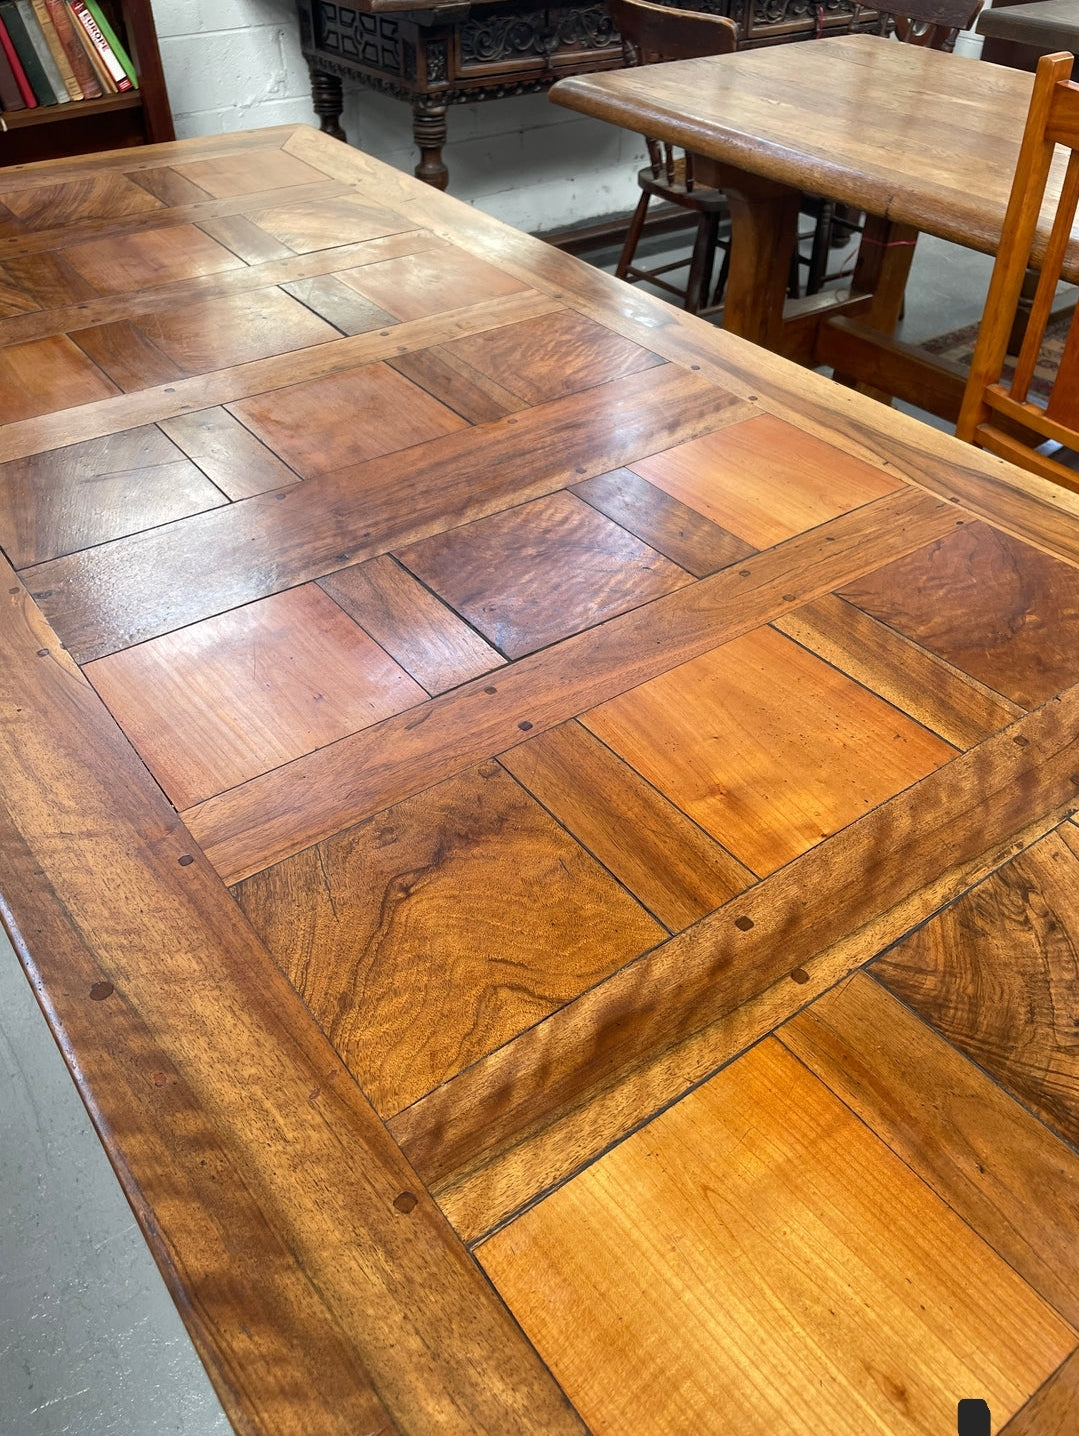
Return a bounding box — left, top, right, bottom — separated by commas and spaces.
4, 124, 1079, 1435
551, 35, 1078, 413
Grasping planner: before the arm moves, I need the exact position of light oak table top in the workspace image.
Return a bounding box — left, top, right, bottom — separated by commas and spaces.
3, 124, 1079, 1434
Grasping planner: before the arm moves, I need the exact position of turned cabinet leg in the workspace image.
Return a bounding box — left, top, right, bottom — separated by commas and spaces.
412, 99, 449, 190
311, 70, 347, 143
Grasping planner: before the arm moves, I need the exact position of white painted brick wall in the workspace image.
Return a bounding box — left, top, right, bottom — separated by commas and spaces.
147, 0, 643, 233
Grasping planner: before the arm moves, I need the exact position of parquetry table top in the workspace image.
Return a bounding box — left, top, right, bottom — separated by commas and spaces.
3, 124, 1079, 1434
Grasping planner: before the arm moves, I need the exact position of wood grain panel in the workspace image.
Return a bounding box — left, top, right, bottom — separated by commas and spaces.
584, 624, 955, 875
397, 490, 691, 658
501, 720, 754, 930
129, 166, 213, 207
0, 334, 118, 424
0, 289, 565, 464
30, 364, 737, 661
0, 262, 40, 317
1, 249, 108, 308
337, 245, 528, 320
250, 194, 414, 253
280, 273, 397, 335
572, 465, 756, 578
999, 1350, 1079, 1435
774, 592, 1024, 749
390, 683, 1079, 1236
319, 554, 506, 694
184, 488, 961, 884
159, 407, 300, 500
442, 309, 664, 405
0, 561, 585, 1435
133, 287, 340, 374
60, 223, 246, 294
229, 361, 467, 478
236, 761, 664, 1115
478, 1038, 1075, 1436
873, 827, 1079, 1151
387, 346, 529, 423
196, 213, 295, 264
630, 412, 904, 547
780, 971, 1079, 1328
86, 584, 427, 810
74, 320, 186, 391
840, 520, 1079, 708
0, 426, 225, 568
171, 150, 329, 198
0, 171, 162, 229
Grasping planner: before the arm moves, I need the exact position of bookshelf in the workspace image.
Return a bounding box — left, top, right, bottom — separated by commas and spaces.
0, 0, 172, 165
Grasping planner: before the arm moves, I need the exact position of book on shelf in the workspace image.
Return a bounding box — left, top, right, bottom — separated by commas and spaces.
41, 0, 99, 98
80, 0, 133, 85
0, 25, 28, 109
0, 10, 37, 106
31, 0, 81, 99
0, 0, 140, 116
69, 1, 132, 91
0, 0, 55, 103
15, 0, 69, 102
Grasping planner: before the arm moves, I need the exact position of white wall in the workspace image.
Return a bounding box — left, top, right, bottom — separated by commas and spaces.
147, 0, 644, 234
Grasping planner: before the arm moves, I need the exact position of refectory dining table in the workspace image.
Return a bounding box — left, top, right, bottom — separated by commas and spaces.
551, 34, 1079, 414
4, 122, 1079, 1435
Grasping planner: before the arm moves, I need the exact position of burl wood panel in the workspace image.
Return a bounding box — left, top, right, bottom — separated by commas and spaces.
583, 623, 955, 874
840, 520, 1079, 707
478, 1038, 1075, 1435
397, 490, 691, 658
85, 584, 426, 809
235, 761, 664, 1115
873, 825, 1079, 1150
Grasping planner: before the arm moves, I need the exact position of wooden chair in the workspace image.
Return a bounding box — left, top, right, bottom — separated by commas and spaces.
798, 0, 984, 297
608, 0, 739, 318
956, 50, 1079, 492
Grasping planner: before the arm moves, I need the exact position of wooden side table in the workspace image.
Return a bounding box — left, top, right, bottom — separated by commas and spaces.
295, 0, 883, 190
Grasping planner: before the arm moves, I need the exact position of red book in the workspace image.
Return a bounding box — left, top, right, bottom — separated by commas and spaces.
41, 0, 97, 97
0, 14, 36, 105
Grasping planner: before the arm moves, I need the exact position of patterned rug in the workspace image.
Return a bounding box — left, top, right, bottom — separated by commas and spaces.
921, 312, 1072, 404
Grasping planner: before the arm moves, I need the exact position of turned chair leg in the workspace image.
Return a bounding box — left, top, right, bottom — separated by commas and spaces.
616, 192, 652, 279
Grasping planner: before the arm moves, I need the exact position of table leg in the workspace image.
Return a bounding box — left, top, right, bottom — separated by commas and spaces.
413, 99, 450, 190
830, 214, 920, 402
311, 70, 347, 143
691, 157, 800, 349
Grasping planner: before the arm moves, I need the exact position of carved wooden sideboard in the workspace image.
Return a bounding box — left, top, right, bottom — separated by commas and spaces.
295, 0, 882, 189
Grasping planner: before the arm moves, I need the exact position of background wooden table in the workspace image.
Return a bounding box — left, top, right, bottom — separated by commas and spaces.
3, 123, 1079, 1434
550, 35, 1075, 408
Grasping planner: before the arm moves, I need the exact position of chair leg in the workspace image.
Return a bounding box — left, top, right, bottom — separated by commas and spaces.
806, 199, 834, 296
711, 241, 731, 309
616, 191, 652, 280
684, 210, 721, 314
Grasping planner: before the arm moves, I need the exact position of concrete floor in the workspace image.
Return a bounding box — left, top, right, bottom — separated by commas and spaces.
0, 228, 997, 1436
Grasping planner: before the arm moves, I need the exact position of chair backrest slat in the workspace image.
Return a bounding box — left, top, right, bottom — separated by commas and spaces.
608, 0, 737, 65
957, 52, 1079, 489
